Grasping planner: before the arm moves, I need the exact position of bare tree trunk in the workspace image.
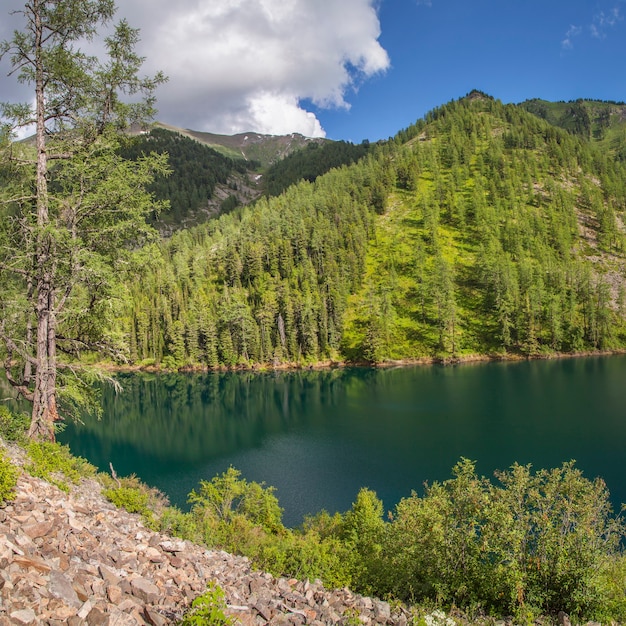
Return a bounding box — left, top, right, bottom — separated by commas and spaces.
28, 0, 58, 441
29, 272, 58, 441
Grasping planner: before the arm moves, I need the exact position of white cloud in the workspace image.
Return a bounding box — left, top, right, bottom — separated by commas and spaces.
248, 93, 325, 137
561, 24, 582, 50
591, 6, 622, 39
560, 6, 623, 51
0, 0, 390, 138
122, 0, 390, 136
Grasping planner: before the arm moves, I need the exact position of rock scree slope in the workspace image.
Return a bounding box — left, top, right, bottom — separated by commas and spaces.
0, 446, 404, 626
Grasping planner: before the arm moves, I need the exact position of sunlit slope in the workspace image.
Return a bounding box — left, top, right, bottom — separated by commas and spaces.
342, 95, 626, 361
519, 98, 626, 159
117, 94, 626, 368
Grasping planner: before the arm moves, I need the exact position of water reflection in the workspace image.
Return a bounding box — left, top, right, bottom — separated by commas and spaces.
50, 357, 626, 527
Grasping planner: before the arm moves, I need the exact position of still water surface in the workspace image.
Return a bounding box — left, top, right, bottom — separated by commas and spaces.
59, 356, 626, 527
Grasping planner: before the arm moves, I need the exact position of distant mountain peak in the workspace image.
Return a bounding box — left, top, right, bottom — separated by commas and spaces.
154, 123, 326, 168
465, 89, 493, 102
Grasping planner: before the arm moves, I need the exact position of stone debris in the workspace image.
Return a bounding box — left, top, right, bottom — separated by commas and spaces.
0, 470, 407, 625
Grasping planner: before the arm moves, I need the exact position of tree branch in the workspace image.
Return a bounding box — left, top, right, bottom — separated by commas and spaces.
47, 152, 74, 160
0, 262, 31, 278
3, 365, 34, 402
4, 156, 37, 165
0, 195, 36, 205
56, 335, 128, 363
0, 325, 37, 367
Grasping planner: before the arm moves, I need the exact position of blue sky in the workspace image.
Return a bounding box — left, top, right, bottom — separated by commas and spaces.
313, 0, 626, 141
1, 0, 625, 141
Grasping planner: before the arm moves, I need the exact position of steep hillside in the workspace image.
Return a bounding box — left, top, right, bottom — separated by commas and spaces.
112, 94, 626, 368
121, 128, 262, 233
519, 98, 626, 159
156, 122, 326, 168
0, 443, 404, 625
125, 126, 363, 233
263, 139, 373, 196
342, 95, 626, 360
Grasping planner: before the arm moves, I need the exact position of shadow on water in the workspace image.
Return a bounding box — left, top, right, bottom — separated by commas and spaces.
52, 356, 626, 528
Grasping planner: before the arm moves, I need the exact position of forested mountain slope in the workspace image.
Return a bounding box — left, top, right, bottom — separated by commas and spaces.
519, 98, 626, 159
116, 94, 626, 368
123, 127, 366, 232
121, 128, 261, 232
263, 140, 373, 197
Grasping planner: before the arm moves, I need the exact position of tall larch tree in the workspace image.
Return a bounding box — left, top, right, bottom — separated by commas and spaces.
0, 0, 167, 440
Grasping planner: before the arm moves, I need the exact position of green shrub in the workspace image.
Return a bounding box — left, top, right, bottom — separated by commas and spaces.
178, 581, 235, 626
187, 467, 355, 588
594, 554, 626, 622
102, 474, 169, 530
379, 459, 624, 621
0, 406, 30, 444
159, 506, 199, 541
26, 441, 96, 491
104, 485, 155, 524
0, 450, 18, 505
189, 466, 283, 533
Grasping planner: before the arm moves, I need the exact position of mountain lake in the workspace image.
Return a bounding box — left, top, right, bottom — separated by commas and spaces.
57, 354, 626, 527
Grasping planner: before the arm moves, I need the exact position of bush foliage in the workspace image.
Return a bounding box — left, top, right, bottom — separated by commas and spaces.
0, 406, 30, 444
178, 581, 236, 626
25, 441, 96, 492
0, 450, 18, 506
169, 461, 626, 622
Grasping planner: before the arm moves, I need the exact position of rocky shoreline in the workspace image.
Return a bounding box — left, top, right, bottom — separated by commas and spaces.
0, 448, 409, 625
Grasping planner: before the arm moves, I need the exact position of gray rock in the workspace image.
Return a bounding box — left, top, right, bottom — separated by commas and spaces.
254, 602, 275, 621
78, 599, 94, 620
49, 570, 82, 608
159, 539, 185, 553
99, 564, 121, 586
144, 606, 169, 626
22, 519, 54, 539
374, 599, 391, 621
9, 608, 37, 625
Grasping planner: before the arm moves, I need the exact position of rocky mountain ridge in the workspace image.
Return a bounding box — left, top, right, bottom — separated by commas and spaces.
153, 123, 326, 168
0, 442, 407, 626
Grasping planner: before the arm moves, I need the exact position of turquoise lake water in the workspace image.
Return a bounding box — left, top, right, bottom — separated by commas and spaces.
58, 356, 626, 527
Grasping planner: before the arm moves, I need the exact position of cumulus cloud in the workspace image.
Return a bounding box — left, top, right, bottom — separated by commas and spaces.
0, 0, 390, 137
119, 0, 389, 136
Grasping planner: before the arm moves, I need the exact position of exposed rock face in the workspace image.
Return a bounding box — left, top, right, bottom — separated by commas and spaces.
0, 471, 406, 625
